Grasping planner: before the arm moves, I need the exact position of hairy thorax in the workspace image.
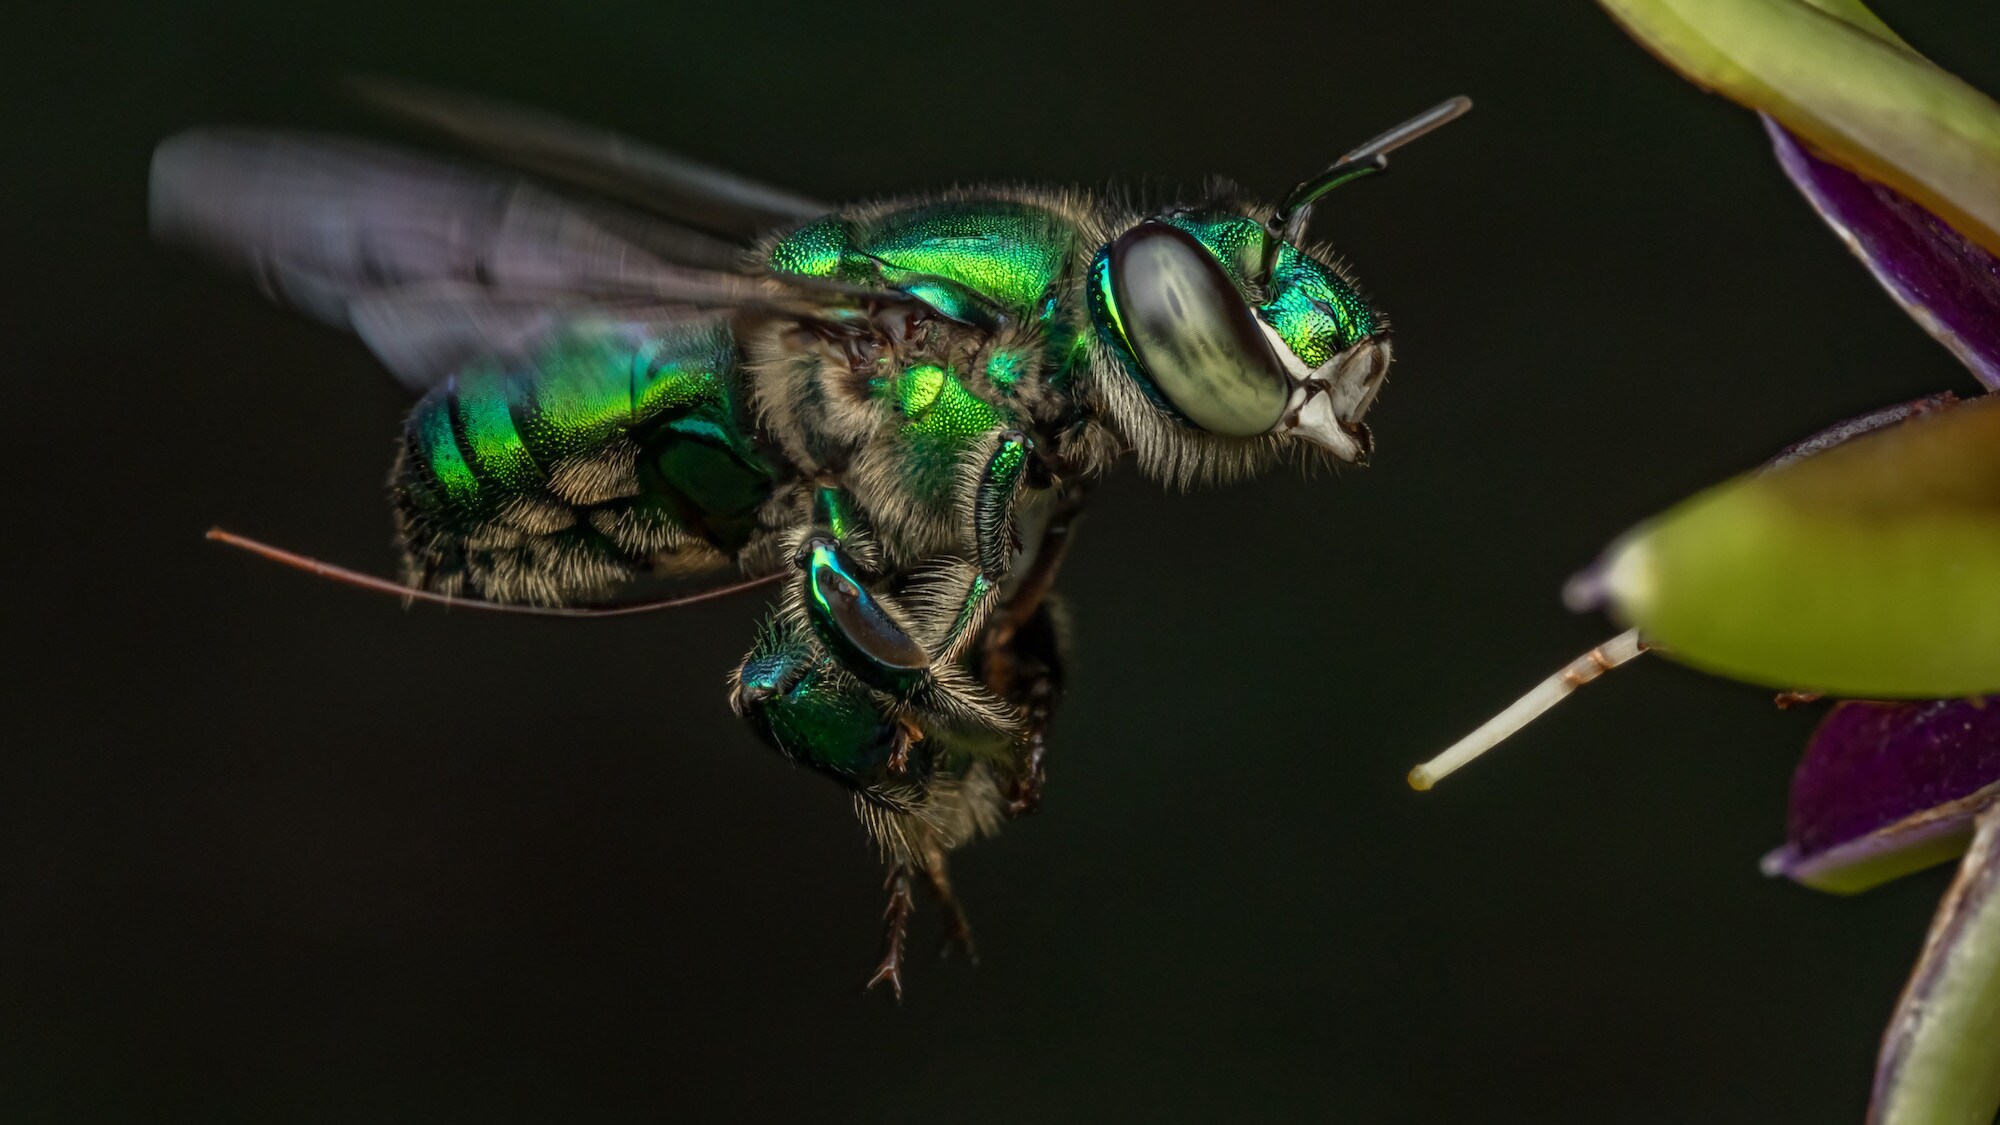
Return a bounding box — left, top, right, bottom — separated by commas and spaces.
744, 193, 1112, 567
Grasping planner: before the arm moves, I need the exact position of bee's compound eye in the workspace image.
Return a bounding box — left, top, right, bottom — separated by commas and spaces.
1108, 222, 1291, 436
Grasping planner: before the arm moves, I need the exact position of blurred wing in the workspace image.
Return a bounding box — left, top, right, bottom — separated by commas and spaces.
345, 283, 584, 387
150, 131, 874, 390
347, 286, 755, 389
349, 76, 828, 239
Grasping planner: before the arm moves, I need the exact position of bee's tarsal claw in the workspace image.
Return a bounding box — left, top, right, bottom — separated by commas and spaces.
864, 959, 904, 1002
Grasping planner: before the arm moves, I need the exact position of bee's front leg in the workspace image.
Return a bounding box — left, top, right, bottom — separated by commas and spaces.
921, 430, 1037, 665
790, 441, 1032, 732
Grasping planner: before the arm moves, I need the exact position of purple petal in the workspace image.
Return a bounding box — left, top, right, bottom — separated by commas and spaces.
1763, 698, 2000, 893
1765, 117, 2000, 392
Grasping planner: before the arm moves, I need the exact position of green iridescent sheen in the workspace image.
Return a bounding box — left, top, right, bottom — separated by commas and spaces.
974, 434, 1030, 576
802, 542, 850, 619
1087, 245, 1126, 342
984, 349, 1025, 389
987, 433, 1027, 480
737, 630, 800, 698
903, 366, 1004, 439
803, 541, 929, 696
537, 330, 729, 459
770, 201, 1076, 319
946, 574, 995, 645
635, 329, 773, 550
1086, 242, 1171, 414
764, 668, 898, 777
1261, 243, 1376, 367
740, 620, 898, 779
403, 323, 771, 541
507, 343, 629, 466
411, 397, 478, 510
647, 334, 756, 456
1064, 327, 1092, 373
898, 364, 947, 419
813, 486, 858, 542
875, 364, 1012, 503
1161, 212, 1375, 366
455, 379, 539, 492
1086, 213, 1379, 414
885, 274, 991, 325
766, 215, 849, 277
1162, 211, 1268, 294
855, 202, 1073, 314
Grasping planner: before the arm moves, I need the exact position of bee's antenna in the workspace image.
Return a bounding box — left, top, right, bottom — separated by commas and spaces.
1264, 96, 1473, 277
1407, 629, 1647, 790
206, 527, 784, 617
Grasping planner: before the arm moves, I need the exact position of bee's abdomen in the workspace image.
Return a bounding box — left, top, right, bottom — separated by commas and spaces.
397, 376, 531, 523
394, 322, 782, 603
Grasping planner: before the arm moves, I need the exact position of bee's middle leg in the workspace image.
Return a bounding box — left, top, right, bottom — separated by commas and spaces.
793, 435, 1035, 730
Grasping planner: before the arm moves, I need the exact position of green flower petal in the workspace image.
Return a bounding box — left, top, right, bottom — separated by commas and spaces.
1871, 807, 2000, 1125
1783, 0, 1907, 50
1577, 395, 2000, 697
1598, 0, 2000, 256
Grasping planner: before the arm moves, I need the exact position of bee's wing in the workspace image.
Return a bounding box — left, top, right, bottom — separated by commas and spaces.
346, 285, 759, 390
343, 283, 587, 388
350, 76, 828, 239
151, 131, 872, 390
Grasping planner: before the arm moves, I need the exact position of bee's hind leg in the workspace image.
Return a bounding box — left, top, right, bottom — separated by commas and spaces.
863, 850, 978, 996
918, 846, 976, 963
865, 863, 916, 1001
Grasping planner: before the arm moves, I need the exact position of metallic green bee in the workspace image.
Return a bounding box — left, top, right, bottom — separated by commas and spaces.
152, 82, 1469, 996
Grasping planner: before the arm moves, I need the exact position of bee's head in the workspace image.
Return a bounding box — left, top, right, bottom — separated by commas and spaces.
1087, 210, 1389, 464
1080, 98, 1469, 479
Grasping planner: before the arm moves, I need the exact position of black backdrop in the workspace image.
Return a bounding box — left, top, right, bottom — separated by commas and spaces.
8, 1, 1999, 1120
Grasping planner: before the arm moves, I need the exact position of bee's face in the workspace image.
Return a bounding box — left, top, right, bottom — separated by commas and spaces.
1087, 210, 1390, 462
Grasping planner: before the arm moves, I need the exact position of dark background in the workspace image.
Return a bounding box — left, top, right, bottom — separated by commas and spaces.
7, 0, 1998, 1120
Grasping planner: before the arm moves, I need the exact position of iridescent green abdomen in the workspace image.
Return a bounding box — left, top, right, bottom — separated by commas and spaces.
396, 322, 779, 598
768, 200, 1077, 318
